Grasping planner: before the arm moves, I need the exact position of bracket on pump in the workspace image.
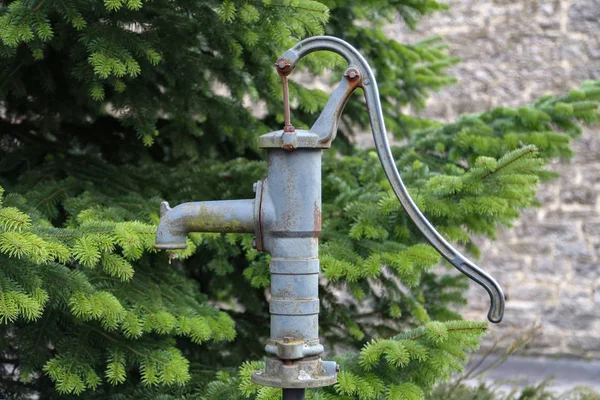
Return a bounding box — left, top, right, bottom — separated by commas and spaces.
154, 36, 505, 398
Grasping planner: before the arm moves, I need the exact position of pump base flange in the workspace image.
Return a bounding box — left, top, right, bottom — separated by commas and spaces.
251, 357, 337, 389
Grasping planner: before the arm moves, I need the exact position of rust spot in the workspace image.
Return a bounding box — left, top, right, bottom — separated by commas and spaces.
318, 72, 361, 146
275, 57, 293, 76
274, 285, 295, 298
313, 202, 322, 237
257, 182, 265, 252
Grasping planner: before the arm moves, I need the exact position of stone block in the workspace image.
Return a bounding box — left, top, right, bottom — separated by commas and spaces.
566, 335, 600, 355
538, 20, 561, 31
594, 280, 600, 304
545, 304, 596, 330
465, 290, 489, 312
588, 61, 600, 80
560, 186, 598, 205
484, 258, 524, 273
588, 38, 600, 60
538, 0, 560, 16
549, 160, 577, 183
582, 221, 600, 236
560, 285, 593, 306
571, 130, 600, 163
561, 42, 590, 64
515, 221, 579, 241
530, 256, 570, 283
567, 0, 600, 34
519, 37, 564, 63
536, 186, 559, 205
544, 286, 596, 330
499, 301, 542, 327
524, 330, 565, 354
508, 283, 557, 302
555, 240, 594, 262
580, 164, 600, 186
545, 209, 598, 222
483, 269, 525, 289
573, 262, 599, 280
505, 241, 554, 257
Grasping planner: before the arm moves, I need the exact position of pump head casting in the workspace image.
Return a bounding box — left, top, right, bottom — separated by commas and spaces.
154, 36, 505, 394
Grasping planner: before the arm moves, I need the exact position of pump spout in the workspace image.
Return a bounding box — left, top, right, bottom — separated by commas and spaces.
154, 199, 255, 250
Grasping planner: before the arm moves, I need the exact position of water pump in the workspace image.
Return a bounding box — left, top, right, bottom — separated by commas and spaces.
154, 36, 505, 400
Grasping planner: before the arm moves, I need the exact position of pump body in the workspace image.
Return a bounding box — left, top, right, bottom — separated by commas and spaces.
251, 136, 337, 388
154, 36, 506, 393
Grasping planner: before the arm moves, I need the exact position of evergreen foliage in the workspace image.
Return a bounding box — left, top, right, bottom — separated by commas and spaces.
0, 0, 598, 398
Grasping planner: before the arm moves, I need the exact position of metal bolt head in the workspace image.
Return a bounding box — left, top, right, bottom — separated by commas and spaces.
275, 58, 292, 75
252, 237, 257, 249
335, 364, 341, 373
283, 336, 293, 343
345, 68, 360, 81
253, 182, 258, 193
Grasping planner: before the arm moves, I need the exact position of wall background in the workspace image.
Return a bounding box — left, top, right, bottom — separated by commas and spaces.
386, 0, 600, 358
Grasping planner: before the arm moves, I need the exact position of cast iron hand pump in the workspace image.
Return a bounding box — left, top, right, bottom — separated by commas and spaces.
154, 36, 505, 399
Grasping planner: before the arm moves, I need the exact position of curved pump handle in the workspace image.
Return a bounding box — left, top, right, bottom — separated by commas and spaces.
279, 36, 505, 323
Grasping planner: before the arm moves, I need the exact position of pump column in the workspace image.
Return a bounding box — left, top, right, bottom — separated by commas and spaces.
251, 132, 337, 390
264, 148, 322, 358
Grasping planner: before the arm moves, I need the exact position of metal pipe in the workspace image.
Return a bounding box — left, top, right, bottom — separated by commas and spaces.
154, 199, 255, 250
282, 389, 305, 400
261, 149, 323, 357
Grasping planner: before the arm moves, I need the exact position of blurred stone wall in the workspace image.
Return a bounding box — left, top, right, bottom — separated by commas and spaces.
385, 0, 600, 358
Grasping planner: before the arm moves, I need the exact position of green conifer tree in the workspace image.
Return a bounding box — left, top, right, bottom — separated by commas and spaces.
0, 0, 598, 398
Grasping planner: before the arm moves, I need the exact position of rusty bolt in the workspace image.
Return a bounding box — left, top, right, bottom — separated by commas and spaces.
275, 58, 293, 76
345, 68, 360, 81
282, 144, 295, 151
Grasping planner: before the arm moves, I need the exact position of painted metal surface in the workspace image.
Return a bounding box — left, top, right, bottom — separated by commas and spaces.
155, 199, 255, 250
154, 35, 507, 394
258, 148, 323, 359
253, 357, 337, 389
